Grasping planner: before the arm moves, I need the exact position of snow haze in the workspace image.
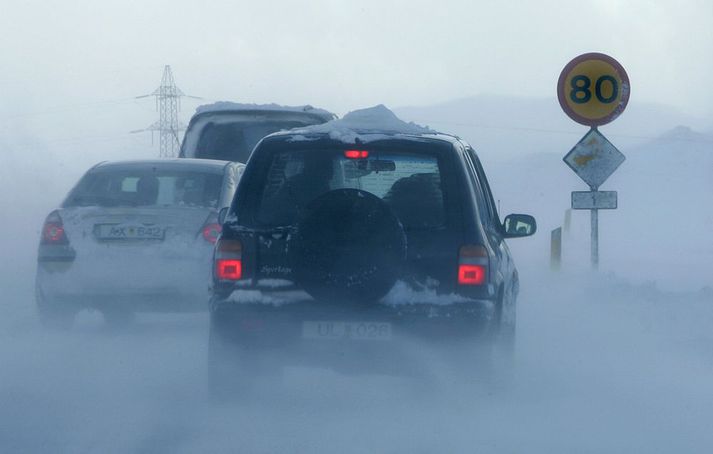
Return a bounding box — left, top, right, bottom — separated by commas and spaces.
1, 1, 713, 452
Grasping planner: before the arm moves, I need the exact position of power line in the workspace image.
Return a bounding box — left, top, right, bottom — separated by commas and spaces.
0, 97, 140, 121
134, 65, 200, 158
4, 132, 148, 152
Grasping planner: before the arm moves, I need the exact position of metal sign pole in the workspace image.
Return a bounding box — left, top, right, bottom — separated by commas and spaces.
564, 128, 623, 270
558, 53, 629, 271
590, 188, 599, 269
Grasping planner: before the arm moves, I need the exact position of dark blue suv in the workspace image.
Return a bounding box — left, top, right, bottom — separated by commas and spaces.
208, 110, 535, 394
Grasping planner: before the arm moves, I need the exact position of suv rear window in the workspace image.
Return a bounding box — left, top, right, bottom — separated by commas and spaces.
256, 149, 446, 228
65, 169, 223, 208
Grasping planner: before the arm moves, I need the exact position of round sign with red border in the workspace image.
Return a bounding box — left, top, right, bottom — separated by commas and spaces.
557, 53, 630, 127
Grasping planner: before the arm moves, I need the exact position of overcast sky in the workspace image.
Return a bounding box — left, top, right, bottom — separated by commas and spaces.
1, 0, 711, 123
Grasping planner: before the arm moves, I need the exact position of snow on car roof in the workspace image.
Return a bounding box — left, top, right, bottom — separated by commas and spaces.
94, 158, 231, 173
283, 104, 437, 143
194, 101, 335, 119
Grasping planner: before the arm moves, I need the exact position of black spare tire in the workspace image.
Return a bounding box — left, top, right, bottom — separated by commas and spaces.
289, 189, 407, 303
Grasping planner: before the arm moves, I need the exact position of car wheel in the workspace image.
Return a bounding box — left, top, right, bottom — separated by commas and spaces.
101, 307, 135, 330
36, 289, 75, 330
207, 323, 259, 401
491, 282, 518, 386
496, 282, 517, 352
447, 339, 495, 386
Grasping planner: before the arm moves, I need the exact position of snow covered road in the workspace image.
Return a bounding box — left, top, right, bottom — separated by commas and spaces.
2, 263, 712, 453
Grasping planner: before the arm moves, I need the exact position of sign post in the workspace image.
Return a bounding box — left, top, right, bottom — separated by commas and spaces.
557, 52, 629, 269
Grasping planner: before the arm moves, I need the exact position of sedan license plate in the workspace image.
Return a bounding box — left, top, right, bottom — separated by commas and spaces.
95, 224, 164, 240
302, 321, 392, 341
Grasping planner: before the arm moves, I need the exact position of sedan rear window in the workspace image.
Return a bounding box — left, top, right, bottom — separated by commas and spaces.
65, 169, 223, 208
256, 149, 446, 228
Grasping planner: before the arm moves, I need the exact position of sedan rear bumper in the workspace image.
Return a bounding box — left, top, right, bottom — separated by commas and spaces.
36, 255, 212, 312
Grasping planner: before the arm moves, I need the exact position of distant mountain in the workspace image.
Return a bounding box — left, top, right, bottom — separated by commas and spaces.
395, 95, 711, 161
480, 122, 712, 291
657, 125, 712, 143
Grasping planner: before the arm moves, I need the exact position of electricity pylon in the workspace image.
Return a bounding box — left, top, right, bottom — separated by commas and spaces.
136, 65, 198, 157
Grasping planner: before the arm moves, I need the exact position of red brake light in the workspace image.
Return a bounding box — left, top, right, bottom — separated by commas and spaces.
458, 264, 486, 285
215, 239, 242, 281
458, 244, 488, 285
43, 224, 65, 242
344, 150, 369, 159
41, 211, 68, 245
216, 259, 242, 280
202, 223, 222, 244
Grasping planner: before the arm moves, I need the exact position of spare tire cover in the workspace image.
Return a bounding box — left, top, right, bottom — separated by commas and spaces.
288, 189, 407, 303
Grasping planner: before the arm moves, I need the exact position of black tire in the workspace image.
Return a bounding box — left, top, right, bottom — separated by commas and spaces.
207, 320, 280, 401
101, 307, 135, 330
490, 282, 518, 386
493, 282, 517, 354
446, 338, 495, 386
288, 189, 407, 304
35, 288, 75, 330
207, 328, 245, 401
405, 338, 493, 389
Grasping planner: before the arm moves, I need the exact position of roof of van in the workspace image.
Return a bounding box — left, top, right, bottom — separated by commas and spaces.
193, 102, 336, 121
263, 104, 460, 146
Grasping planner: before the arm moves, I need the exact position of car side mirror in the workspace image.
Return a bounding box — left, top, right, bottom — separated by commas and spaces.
218, 207, 229, 225
503, 214, 536, 238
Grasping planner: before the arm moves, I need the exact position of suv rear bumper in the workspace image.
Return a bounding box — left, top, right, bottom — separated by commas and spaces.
210, 292, 497, 346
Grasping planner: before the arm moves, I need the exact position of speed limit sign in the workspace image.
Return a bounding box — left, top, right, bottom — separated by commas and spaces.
557, 53, 630, 126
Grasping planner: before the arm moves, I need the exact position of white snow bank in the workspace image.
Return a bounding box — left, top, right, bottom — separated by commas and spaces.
195, 101, 334, 118
226, 280, 478, 308
381, 281, 476, 306
289, 104, 436, 143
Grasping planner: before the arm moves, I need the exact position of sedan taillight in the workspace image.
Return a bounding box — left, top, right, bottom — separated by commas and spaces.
41, 211, 69, 245
202, 223, 222, 244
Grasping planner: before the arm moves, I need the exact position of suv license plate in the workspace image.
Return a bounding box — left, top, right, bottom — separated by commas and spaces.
302, 321, 392, 341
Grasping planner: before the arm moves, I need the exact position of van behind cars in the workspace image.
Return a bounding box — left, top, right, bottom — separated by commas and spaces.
179, 102, 336, 163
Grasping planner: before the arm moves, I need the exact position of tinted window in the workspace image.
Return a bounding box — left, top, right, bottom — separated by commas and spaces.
194, 121, 307, 163
467, 148, 500, 224
65, 169, 223, 208
462, 150, 492, 225
256, 149, 446, 228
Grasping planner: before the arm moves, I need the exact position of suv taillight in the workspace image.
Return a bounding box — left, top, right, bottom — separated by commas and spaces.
41, 211, 69, 245
215, 238, 242, 281
458, 245, 488, 285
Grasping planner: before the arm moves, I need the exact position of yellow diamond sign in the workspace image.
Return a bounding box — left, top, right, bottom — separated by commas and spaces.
563, 129, 625, 188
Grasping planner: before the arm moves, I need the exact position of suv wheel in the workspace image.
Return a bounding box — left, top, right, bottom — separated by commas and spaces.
496, 282, 517, 350
207, 321, 282, 401
491, 282, 518, 386
207, 330, 248, 401
101, 307, 135, 330
447, 339, 496, 387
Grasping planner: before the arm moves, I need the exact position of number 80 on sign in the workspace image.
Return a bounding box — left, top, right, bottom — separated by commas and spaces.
557, 53, 630, 127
